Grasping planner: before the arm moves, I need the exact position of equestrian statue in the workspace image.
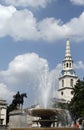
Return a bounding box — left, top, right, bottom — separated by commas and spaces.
12, 91, 27, 110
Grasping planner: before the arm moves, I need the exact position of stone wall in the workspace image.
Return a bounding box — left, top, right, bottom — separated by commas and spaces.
0, 127, 8, 130
11, 128, 79, 130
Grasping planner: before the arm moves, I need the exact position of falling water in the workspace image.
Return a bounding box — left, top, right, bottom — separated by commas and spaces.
64, 109, 72, 127
33, 63, 73, 127
37, 64, 53, 108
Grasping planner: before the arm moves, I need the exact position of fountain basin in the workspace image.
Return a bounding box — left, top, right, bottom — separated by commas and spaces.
31, 109, 57, 119
33, 119, 56, 127
30, 108, 59, 127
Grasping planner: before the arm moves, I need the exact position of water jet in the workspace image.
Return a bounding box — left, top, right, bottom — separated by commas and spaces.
10, 66, 78, 130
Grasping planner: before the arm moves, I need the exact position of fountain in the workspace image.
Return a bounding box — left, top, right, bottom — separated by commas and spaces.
28, 65, 72, 128
30, 107, 72, 128
10, 65, 78, 130
31, 108, 57, 127
27, 65, 58, 127
37, 64, 53, 108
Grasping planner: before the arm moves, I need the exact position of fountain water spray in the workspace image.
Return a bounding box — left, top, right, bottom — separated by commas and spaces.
32, 63, 72, 127
37, 64, 53, 108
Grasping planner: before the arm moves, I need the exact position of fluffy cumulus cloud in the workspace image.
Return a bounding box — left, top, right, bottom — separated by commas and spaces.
66, 12, 84, 42
74, 61, 84, 69
0, 53, 48, 85
0, 83, 14, 102
70, 0, 84, 6
38, 18, 70, 42
0, 53, 61, 106
1, 4, 84, 42
4, 0, 53, 8
0, 5, 70, 41
39, 12, 84, 42
0, 5, 16, 37
0, 5, 40, 40
6, 0, 84, 8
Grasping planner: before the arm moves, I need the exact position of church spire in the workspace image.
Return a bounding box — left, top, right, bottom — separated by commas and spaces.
58, 39, 78, 102
63, 38, 73, 70
65, 38, 71, 57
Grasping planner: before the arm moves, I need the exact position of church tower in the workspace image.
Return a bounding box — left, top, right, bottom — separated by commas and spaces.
58, 39, 78, 102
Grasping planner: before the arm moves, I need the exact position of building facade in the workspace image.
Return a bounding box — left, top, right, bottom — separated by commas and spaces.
0, 99, 7, 126
58, 39, 78, 102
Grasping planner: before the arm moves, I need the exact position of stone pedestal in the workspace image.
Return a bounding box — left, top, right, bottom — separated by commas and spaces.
9, 110, 28, 128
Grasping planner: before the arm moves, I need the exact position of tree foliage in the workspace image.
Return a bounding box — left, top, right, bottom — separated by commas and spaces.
6, 103, 16, 124
69, 79, 84, 120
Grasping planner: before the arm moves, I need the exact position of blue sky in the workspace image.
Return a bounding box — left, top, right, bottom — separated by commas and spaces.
0, 0, 84, 107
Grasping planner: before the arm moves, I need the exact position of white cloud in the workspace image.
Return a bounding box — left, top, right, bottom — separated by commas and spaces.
1, 4, 84, 42
0, 5, 72, 41
74, 61, 84, 69
0, 53, 61, 106
8, 9, 40, 41
70, 0, 84, 6
39, 12, 84, 42
0, 5, 40, 40
4, 0, 53, 8
0, 4, 16, 37
5, 0, 84, 8
38, 18, 70, 42
0, 53, 48, 84
0, 83, 14, 102
66, 12, 84, 42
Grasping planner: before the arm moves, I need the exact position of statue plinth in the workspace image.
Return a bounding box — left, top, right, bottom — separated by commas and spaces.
9, 109, 28, 128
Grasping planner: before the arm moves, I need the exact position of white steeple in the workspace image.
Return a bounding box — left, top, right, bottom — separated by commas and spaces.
63, 39, 73, 71
65, 38, 71, 57
58, 39, 78, 102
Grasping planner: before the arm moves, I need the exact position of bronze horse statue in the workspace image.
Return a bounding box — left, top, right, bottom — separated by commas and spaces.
12, 91, 27, 110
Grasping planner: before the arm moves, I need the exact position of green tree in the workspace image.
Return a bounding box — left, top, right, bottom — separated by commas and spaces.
6, 103, 16, 124
69, 79, 84, 120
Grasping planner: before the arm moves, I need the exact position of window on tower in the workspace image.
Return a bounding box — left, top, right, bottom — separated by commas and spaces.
71, 90, 74, 95
66, 63, 68, 67
70, 63, 71, 68
62, 80, 64, 87
61, 91, 63, 95
70, 79, 73, 87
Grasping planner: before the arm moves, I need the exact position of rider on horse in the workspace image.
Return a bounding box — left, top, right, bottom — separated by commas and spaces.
12, 91, 27, 110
